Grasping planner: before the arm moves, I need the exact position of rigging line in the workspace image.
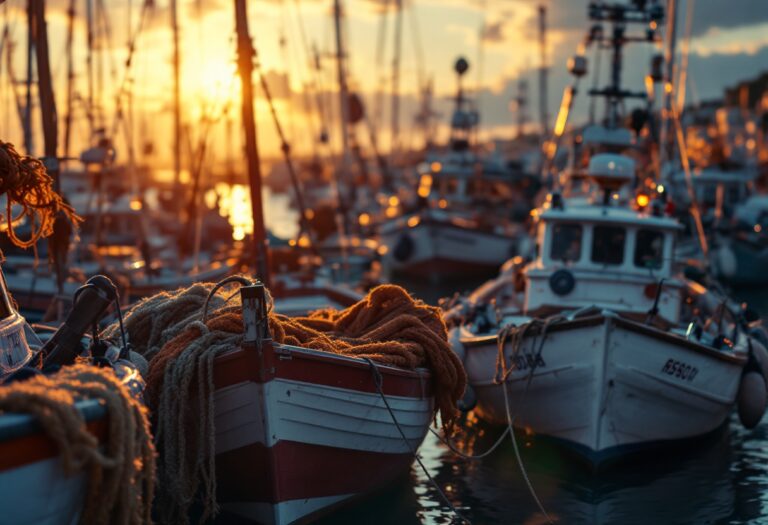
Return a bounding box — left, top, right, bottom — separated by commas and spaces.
676, 0, 695, 113
373, 0, 390, 132
254, 48, 319, 254
108, 0, 153, 139
406, 0, 425, 91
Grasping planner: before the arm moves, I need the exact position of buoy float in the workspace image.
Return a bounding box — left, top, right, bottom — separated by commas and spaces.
458, 384, 477, 412
737, 371, 767, 429
751, 339, 768, 390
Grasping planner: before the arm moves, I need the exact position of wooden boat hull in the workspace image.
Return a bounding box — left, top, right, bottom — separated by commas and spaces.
458, 314, 746, 464
0, 400, 106, 525
381, 217, 518, 280
213, 341, 433, 525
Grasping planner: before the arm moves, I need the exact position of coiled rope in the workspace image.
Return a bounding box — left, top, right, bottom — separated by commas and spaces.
0, 141, 81, 249
0, 364, 156, 525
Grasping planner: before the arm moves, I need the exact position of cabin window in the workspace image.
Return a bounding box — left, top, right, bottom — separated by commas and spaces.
550, 224, 582, 262
591, 226, 625, 265
635, 229, 665, 269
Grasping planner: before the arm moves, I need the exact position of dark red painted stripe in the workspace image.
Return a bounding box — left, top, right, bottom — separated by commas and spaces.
0, 418, 107, 472
216, 440, 415, 504
214, 345, 433, 399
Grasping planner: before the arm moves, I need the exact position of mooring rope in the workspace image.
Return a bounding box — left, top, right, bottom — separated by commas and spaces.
365, 358, 471, 525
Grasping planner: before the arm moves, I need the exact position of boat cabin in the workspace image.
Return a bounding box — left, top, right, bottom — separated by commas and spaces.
525, 154, 683, 324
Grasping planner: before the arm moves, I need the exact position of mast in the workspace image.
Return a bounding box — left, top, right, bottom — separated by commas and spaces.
234, 0, 270, 286
658, 0, 678, 175
85, 0, 95, 135
24, 0, 33, 154
333, 0, 351, 206
538, 4, 549, 138
170, 0, 181, 209
63, 0, 75, 162
390, 0, 402, 156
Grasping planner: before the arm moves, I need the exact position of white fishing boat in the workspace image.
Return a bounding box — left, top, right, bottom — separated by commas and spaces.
379, 58, 531, 280
213, 283, 433, 524
449, 150, 767, 464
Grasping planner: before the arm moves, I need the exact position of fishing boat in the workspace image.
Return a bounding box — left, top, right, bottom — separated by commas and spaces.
446, 0, 768, 465
213, 282, 433, 524
379, 58, 531, 281
450, 152, 764, 464
0, 271, 150, 524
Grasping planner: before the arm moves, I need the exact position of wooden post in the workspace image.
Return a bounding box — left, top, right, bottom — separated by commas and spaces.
234, 0, 270, 287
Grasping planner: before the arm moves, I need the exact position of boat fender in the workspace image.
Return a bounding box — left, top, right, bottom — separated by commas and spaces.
549, 269, 575, 296
716, 245, 738, 278
393, 234, 415, 262
738, 370, 767, 429
750, 327, 768, 349
457, 384, 477, 412
750, 340, 768, 398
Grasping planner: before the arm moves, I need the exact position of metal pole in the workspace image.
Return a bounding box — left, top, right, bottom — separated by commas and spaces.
659, 0, 678, 178
538, 5, 549, 138
234, 0, 270, 287
171, 0, 181, 209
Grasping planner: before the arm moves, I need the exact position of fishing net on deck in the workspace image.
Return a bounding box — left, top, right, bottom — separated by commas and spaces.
107, 282, 466, 523
0, 364, 155, 525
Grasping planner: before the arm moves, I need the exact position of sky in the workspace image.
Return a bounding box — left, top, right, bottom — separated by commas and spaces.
0, 0, 767, 169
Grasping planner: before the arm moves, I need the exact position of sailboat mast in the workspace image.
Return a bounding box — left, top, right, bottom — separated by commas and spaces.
234, 0, 270, 287
658, 0, 678, 174
333, 0, 351, 199
170, 0, 181, 206
24, 0, 33, 154
538, 4, 549, 138
63, 0, 75, 162
390, 0, 402, 156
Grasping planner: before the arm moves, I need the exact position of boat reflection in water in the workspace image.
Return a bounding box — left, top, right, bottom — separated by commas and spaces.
312, 412, 768, 524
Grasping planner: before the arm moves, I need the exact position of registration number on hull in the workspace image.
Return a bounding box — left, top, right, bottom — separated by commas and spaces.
661, 359, 698, 382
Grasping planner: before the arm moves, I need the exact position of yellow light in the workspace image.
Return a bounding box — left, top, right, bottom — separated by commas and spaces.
377, 245, 389, 256
438, 199, 448, 209
657, 184, 665, 194
430, 161, 442, 172
233, 227, 245, 241
407, 216, 420, 228
650, 20, 657, 30
298, 235, 310, 248
385, 206, 398, 218
664, 82, 673, 94
305, 209, 315, 220
417, 186, 430, 198
755, 224, 763, 233
288, 238, 297, 246
388, 195, 400, 207
351, 237, 361, 247
553, 86, 573, 137
636, 194, 650, 208
129, 198, 142, 211
358, 212, 371, 227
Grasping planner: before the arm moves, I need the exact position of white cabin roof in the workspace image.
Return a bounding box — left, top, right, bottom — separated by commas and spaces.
539, 204, 682, 231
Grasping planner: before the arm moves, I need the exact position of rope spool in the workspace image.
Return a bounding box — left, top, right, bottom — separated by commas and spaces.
0, 141, 81, 249
0, 364, 155, 525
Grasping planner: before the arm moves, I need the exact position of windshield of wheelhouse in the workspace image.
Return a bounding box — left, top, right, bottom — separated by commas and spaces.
550, 223, 582, 263
592, 225, 626, 265
635, 229, 665, 270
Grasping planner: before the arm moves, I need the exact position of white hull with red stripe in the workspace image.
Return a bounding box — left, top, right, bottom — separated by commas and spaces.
212, 341, 433, 525
0, 399, 104, 525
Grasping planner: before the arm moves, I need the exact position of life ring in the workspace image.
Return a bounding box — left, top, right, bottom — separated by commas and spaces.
549, 269, 575, 296
393, 234, 415, 262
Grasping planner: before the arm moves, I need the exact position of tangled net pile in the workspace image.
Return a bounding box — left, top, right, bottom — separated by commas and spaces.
108, 281, 466, 523
0, 364, 156, 525
0, 141, 81, 249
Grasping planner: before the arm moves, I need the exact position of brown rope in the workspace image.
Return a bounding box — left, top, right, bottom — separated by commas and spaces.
0, 364, 156, 525
0, 141, 81, 249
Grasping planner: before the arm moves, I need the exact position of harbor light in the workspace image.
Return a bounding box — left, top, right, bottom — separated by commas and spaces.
636, 194, 650, 208
388, 195, 400, 207
359, 213, 371, 227
430, 161, 442, 172
407, 216, 420, 228
130, 197, 143, 211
